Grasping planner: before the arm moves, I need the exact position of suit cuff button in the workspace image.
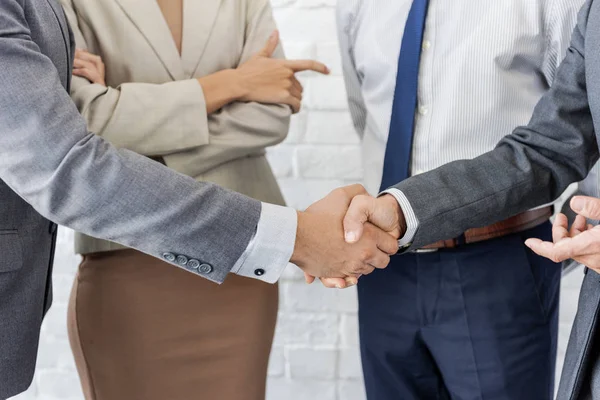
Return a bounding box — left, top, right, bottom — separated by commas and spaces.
199, 263, 213, 274
176, 255, 188, 266
254, 268, 265, 277
162, 252, 176, 262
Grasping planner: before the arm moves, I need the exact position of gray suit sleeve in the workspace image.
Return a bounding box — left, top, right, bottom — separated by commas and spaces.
0, 0, 261, 283
393, 0, 599, 249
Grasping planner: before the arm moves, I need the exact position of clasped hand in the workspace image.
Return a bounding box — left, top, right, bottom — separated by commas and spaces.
291, 185, 406, 289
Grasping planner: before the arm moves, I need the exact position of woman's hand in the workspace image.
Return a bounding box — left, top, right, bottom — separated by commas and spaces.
198, 30, 329, 114
73, 49, 106, 86
233, 30, 329, 113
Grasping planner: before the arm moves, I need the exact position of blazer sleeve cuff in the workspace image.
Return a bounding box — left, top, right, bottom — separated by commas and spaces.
380, 188, 419, 249
161, 79, 211, 152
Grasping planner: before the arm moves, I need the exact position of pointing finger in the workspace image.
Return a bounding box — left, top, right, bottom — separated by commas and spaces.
284, 59, 330, 74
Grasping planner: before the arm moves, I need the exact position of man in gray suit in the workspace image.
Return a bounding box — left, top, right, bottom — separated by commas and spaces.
0, 0, 399, 398
337, 0, 600, 398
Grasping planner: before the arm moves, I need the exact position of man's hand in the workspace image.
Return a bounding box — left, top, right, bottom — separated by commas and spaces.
526, 196, 600, 271
343, 193, 406, 243
307, 192, 407, 289
290, 185, 399, 283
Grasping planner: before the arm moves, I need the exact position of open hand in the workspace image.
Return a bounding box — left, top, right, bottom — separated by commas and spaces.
526, 196, 600, 271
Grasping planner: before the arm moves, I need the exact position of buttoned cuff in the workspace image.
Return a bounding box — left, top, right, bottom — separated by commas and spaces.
380, 188, 419, 249
231, 203, 297, 284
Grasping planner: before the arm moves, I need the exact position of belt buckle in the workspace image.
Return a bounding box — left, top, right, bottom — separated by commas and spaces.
413, 248, 439, 254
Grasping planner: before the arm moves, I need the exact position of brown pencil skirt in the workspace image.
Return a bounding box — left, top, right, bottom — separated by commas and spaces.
67, 249, 279, 400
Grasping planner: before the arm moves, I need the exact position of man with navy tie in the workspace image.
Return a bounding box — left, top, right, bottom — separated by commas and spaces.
336, 0, 586, 398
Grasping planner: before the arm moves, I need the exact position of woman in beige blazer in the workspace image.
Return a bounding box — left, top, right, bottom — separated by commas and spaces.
59, 0, 328, 399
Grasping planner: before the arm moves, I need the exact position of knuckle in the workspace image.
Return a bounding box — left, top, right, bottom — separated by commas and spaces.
350, 183, 366, 192
331, 187, 345, 197
361, 265, 375, 275
360, 248, 373, 261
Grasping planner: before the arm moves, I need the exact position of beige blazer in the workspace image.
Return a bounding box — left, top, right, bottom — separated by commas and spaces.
60, 0, 290, 254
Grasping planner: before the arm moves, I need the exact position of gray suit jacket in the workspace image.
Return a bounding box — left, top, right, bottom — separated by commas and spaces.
0, 0, 262, 397
392, 1, 599, 398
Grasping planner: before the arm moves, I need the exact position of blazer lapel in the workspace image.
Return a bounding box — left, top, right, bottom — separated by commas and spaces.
181, 0, 223, 78
115, 0, 185, 80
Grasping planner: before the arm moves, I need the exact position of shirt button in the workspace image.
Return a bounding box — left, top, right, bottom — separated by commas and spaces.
418, 105, 428, 116
199, 264, 213, 274
176, 255, 188, 266
162, 252, 176, 262
254, 268, 265, 277
422, 40, 431, 51
188, 259, 201, 269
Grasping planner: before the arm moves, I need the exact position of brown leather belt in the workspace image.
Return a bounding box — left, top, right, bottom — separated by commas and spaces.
420, 206, 553, 251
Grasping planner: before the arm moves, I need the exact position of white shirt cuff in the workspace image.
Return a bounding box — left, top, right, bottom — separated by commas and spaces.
380, 188, 419, 248
231, 202, 297, 284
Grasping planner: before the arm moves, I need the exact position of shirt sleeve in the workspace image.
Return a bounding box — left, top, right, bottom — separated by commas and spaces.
231, 203, 298, 283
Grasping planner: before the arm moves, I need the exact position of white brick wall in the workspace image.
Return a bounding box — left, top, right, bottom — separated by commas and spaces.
9, 1, 582, 399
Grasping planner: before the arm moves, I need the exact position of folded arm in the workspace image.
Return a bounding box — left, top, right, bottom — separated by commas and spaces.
61, 0, 329, 164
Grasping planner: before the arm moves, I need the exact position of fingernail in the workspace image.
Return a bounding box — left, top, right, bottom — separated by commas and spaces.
572, 197, 584, 212
345, 231, 356, 243
335, 284, 342, 289
524, 240, 532, 248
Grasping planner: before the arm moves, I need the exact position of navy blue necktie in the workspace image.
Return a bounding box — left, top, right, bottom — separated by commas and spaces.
380, 0, 430, 190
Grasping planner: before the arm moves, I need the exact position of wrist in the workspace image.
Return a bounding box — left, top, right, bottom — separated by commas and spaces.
224, 68, 249, 101
196, 69, 244, 113
380, 194, 406, 238
196, 69, 242, 100
290, 211, 309, 268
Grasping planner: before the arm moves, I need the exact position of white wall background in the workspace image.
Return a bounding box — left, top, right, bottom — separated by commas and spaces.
10, 0, 586, 399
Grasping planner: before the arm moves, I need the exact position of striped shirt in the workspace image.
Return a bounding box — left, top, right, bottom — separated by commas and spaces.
337, 0, 594, 243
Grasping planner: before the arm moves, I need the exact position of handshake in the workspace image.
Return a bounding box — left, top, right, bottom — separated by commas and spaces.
289, 184, 407, 289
